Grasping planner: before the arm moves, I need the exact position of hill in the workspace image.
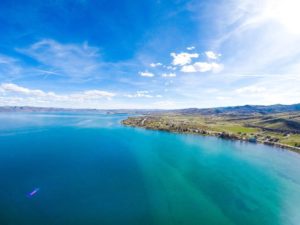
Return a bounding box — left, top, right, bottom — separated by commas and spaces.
122, 103, 300, 153
171, 103, 300, 116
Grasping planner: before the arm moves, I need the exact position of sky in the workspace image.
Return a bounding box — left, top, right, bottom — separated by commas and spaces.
0, 0, 300, 109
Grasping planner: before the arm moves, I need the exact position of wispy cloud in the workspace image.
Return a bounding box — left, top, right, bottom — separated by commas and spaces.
161, 73, 176, 78
181, 62, 223, 73
150, 62, 162, 67
0, 54, 23, 79
207, 0, 300, 75
17, 39, 102, 79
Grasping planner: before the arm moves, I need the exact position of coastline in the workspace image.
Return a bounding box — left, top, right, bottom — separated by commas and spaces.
122, 116, 300, 153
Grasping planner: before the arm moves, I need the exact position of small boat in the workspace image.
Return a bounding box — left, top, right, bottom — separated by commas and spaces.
27, 188, 40, 197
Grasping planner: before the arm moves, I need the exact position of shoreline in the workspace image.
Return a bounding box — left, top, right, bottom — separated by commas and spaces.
122, 116, 300, 154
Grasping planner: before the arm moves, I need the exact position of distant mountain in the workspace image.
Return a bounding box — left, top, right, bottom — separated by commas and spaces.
0, 106, 160, 114
1, 103, 300, 115
172, 104, 300, 116
0, 106, 103, 113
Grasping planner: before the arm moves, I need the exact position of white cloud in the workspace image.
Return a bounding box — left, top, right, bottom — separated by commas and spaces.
216, 96, 232, 101
187, 46, 195, 50
0, 83, 55, 97
162, 65, 177, 70
139, 71, 155, 77
124, 90, 162, 98
181, 62, 223, 73
205, 51, 221, 59
162, 73, 176, 78
170, 52, 199, 66
166, 66, 177, 70
180, 65, 196, 73
74, 90, 116, 99
150, 62, 162, 67
235, 85, 266, 94
0, 83, 116, 106
17, 39, 101, 79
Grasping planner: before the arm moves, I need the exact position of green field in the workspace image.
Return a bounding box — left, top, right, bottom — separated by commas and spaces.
123, 112, 300, 152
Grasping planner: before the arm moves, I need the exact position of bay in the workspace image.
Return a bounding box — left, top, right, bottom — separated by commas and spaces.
0, 113, 300, 225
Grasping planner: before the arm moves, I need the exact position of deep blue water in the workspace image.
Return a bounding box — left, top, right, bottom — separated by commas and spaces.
0, 113, 300, 225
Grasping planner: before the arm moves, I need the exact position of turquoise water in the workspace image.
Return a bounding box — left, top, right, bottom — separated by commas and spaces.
0, 113, 300, 225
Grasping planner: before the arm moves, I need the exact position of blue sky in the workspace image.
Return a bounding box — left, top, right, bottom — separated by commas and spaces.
0, 0, 300, 109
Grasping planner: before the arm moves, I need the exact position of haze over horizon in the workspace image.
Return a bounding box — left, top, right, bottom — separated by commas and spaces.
1, 0, 300, 109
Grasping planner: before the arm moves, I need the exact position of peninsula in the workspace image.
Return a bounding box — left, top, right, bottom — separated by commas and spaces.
122, 104, 300, 153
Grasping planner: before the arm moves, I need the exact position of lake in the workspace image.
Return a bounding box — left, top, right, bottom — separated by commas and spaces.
0, 113, 300, 225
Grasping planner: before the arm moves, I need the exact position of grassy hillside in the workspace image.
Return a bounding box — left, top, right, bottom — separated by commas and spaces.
122, 112, 300, 152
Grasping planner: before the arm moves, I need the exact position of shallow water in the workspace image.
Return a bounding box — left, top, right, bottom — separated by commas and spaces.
0, 113, 300, 225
